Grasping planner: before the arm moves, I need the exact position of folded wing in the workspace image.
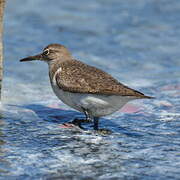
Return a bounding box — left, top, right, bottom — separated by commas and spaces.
55, 60, 152, 98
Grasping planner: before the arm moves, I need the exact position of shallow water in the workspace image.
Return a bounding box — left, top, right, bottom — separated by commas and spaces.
0, 0, 180, 179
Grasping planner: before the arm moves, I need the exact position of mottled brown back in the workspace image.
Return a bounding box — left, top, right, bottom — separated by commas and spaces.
50, 59, 152, 98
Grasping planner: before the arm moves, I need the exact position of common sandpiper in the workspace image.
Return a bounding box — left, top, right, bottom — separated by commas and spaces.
20, 44, 153, 131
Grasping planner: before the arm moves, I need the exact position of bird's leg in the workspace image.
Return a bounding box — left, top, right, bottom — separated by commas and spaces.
71, 108, 93, 128
93, 117, 112, 135
94, 117, 99, 130
83, 109, 93, 123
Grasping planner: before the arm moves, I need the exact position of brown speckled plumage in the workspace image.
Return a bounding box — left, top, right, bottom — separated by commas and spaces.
49, 59, 152, 98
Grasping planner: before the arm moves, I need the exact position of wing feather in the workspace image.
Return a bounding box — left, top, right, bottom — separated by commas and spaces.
55, 60, 152, 98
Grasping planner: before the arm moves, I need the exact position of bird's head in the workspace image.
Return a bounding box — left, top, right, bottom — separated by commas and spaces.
20, 44, 72, 63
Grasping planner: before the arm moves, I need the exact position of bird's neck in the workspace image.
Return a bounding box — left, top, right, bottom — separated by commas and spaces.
48, 58, 73, 81
48, 60, 61, 80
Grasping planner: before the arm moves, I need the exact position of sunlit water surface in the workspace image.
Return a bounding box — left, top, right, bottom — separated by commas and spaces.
0, 0, 180, 179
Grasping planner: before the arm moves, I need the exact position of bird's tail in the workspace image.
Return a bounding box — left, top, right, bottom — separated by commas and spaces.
142, 95, 155, 99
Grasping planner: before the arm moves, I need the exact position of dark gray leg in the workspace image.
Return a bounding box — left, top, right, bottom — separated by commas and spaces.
83, 109, 93, 123
94, 117, 99, 130
93, 117, 112, 134
71, 108, 93, 128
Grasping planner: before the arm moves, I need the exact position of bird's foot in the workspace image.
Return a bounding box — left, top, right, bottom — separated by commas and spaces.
94, 128, 112, 135
71, 118, 92, 125
59, 118, 92, 130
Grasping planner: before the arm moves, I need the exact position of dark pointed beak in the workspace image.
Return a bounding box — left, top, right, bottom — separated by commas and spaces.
20, 54, 43, 62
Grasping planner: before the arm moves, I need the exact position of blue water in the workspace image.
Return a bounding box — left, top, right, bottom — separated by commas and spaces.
0, 0, 180, 179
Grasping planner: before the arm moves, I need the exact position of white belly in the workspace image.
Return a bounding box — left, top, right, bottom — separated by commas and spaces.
51, 83, 136, 117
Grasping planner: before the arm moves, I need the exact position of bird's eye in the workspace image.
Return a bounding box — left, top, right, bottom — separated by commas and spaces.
43, 49, 50, 55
